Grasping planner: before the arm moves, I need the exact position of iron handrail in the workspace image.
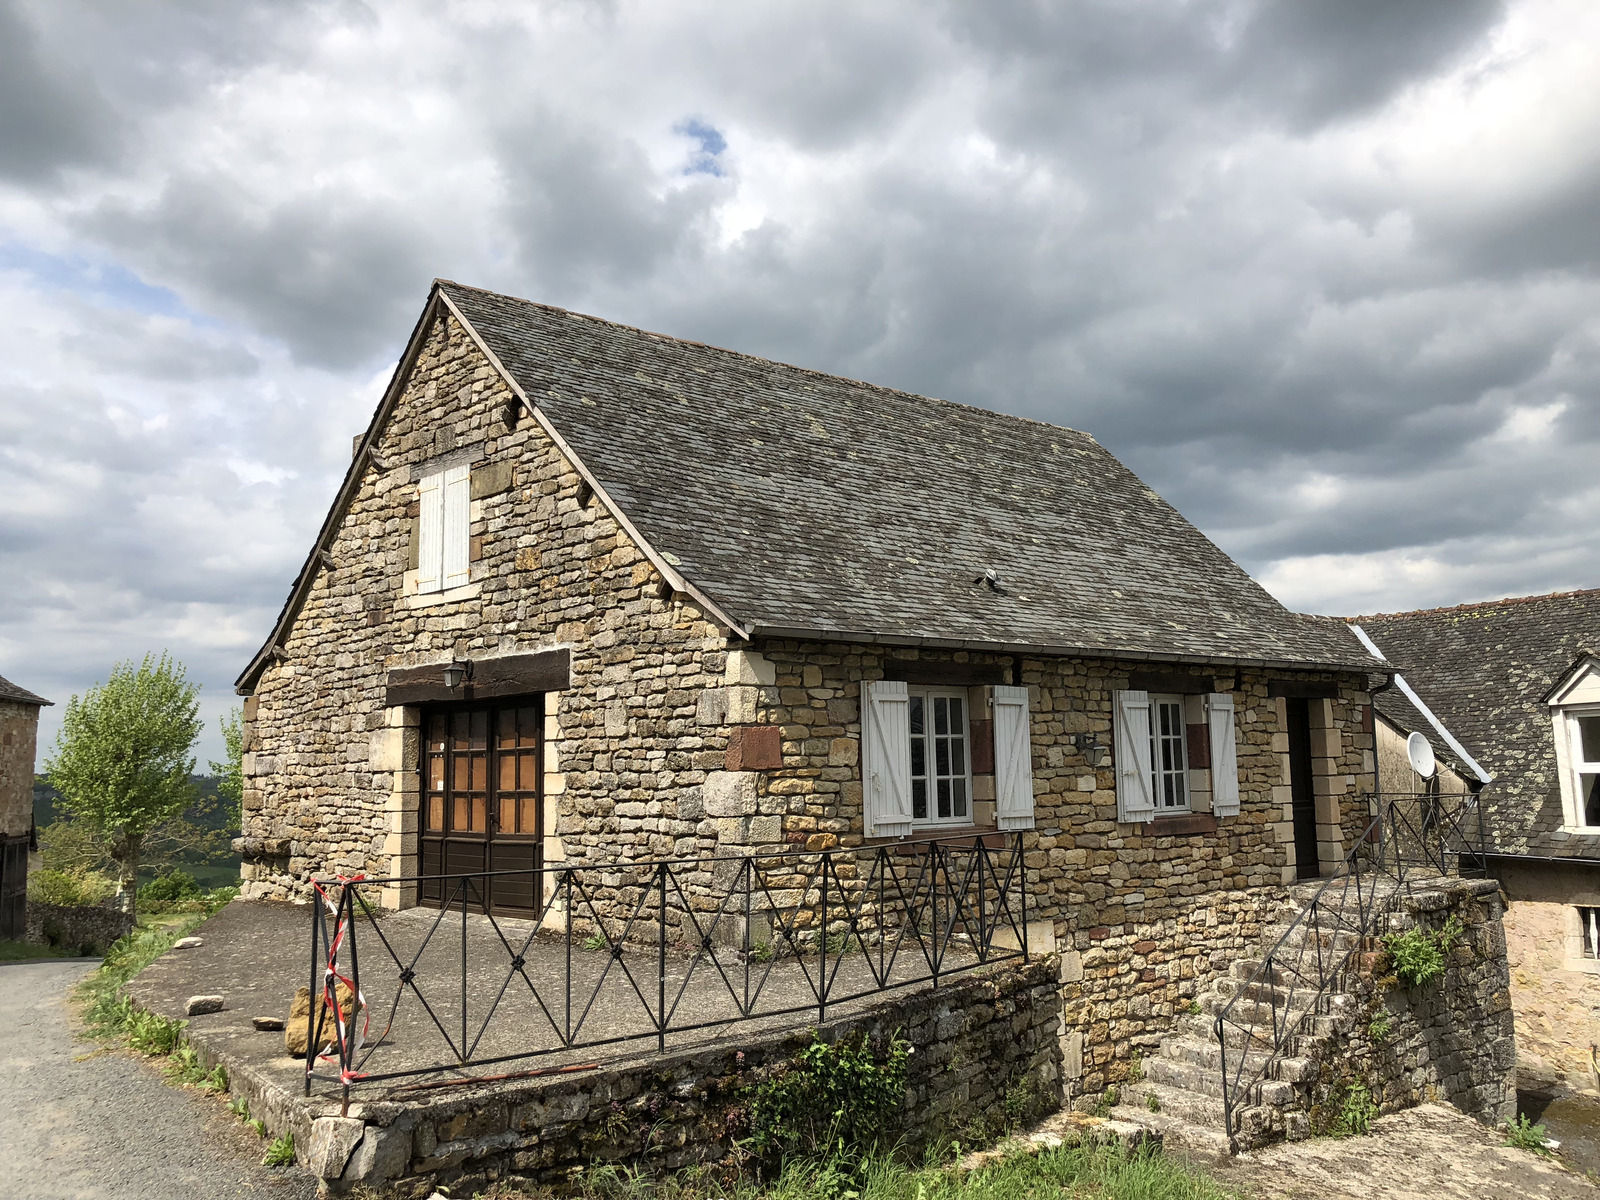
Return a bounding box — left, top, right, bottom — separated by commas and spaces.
304, 832, 1028, 1107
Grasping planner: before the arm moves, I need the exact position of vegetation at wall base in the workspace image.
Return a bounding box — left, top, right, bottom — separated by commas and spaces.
263, 1132, 297, 1167
1330, 1083, 1378, 1138
538, 1140, 1238, 1200
1504, 1113, 1552, 1156
746, 1032, 910, 1163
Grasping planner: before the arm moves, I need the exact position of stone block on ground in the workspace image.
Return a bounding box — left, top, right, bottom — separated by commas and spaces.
284, 982, 359, 1057
186, 995, 225, 1015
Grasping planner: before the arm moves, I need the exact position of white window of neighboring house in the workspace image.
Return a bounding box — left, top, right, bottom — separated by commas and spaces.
1581, 906, 1600, 960
1571, 712, 1600, 828
909, 688, 971, 826
416, 465, 471, 594
1148, 694, 1189, 812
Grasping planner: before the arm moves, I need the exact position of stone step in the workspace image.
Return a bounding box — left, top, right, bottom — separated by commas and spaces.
1119, 1079, 1226, 1126
1115, 1103, 1234, 1162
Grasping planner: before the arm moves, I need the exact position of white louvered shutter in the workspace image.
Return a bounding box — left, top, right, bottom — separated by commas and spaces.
1114, 689, 1155, 823
442, 464, 472, 590
861, 680, 913, 838
417, 471, 443, 593
1208, 693, 1240, 818
993, 685, 1036, 831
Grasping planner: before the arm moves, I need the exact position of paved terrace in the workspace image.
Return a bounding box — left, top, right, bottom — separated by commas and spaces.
129, 899, 1003, 1104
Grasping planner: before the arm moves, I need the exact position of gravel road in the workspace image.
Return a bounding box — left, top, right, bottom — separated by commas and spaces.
0, 958, 318, 1200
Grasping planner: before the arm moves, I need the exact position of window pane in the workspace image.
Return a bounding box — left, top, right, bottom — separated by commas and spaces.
952, 777, 967, 817
951, 738, 965, 775
499, 797, 515, 832
911, 736, 926, 778
1583, 907, 1600, 958
935, 738, 950, 776
520, 706, 540, 744
912, 779, 927, 820
451, 711, 469, 746
520, 795, 539, 834
948, 696, 964, 728
452, 795, 468, 831
909, 696, 924, 735
1580, 716, 1600, 764
497, 708, 516, 746
937, 778, 951, 819
427, 713, 446, 751
471, 710, 488, 749
429, 754, 445, 793
500, 753, 517, 792
427, 795, 445, 832
1586, 775, 1600, 827
472, 796, 487, 832
454, 755, 472, 792
934, 697, 949, 736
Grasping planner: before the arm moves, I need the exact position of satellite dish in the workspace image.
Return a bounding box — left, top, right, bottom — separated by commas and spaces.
1407, 731, 1437, 779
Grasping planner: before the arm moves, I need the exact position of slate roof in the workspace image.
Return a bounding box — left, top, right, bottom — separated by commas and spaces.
435, 282, 1377, 671
0, 674, 51, 706
1351, 588, 1600, 860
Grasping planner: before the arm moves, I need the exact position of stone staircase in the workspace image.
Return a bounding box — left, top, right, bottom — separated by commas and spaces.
1115, 878, 1400, 1156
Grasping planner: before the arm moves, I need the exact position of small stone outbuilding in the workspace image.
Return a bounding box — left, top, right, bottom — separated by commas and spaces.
0, 673, 50, 940
235, 281, 1388, 1099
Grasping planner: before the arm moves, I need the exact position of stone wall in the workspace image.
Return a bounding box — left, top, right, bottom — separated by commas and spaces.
1293, 878, 1515, 1142
287, 958, 1063, 1194
25, 900, 134, 955
0, 698, 40, 839
1495, 859, 1600, 1095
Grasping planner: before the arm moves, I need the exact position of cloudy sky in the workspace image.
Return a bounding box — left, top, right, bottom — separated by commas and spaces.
2, 0, 1597, 762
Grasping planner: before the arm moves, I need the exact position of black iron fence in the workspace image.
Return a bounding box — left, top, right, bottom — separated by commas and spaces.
304, 832, 1028, 1104
1214, 790, 1486, 1144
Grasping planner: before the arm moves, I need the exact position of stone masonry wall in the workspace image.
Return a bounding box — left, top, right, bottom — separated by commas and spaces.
1296, 877, 1515, 1141
25, 900, 134, 955
241, 311, 734, 906
0, 698, 40, 839
290, 958, 1063, 1194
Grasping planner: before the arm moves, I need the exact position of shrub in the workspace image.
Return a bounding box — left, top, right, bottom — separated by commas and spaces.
1505, 1113, 1551, 1155
140, 870, 202, 911
1383, 916, 1460, 989
28, 868, 117, 908
747, 1032, 909, 1161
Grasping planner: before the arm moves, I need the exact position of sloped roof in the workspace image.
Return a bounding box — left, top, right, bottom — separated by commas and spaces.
1352, 588, 1600, 859
437, 282, 1376, 671
0, 674, 50, 706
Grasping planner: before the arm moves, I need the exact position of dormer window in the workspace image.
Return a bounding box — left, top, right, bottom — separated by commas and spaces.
417, 465, 471, 594
1572, 712, 1600, 827
1548, 654, 1600, 833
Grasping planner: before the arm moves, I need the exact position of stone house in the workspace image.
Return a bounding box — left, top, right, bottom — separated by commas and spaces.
1351, 589, 1600, 1094
0, 673, 51, 940
235, 280, 1385, 1097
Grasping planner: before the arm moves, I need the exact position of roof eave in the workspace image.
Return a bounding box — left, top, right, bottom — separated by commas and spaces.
744, 623, 1381, 675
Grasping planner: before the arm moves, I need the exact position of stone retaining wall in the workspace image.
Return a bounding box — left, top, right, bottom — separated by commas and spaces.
292, 957, 1063, 1195
25, 900, 133, 955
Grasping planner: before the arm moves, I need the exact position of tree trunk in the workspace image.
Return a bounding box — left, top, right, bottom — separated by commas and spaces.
116, 833, 143, 915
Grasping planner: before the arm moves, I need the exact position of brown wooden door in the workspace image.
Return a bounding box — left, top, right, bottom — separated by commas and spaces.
420, 702, 543, 917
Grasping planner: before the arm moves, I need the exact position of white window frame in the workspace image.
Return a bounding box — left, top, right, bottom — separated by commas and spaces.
907, 686, 973, 828
1568, 708, 1600, 830
1147, 693, 1190, 814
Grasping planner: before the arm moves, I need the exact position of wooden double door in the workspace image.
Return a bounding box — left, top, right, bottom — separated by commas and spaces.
420, 701, 544, 917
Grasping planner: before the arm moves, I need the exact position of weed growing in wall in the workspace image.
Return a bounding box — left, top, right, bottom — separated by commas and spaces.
1504, 1114, 1551, 1156
747, 1032, 910, 1162
1367, 1015, 1392, 1043
1331, 1083, 1377, 1137
1382, 916, 1461, 990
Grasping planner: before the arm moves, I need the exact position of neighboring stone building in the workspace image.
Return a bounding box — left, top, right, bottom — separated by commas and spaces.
1351, 589, 1600, 1095
0, 673, 51, 940
236, 280, 1388, 1102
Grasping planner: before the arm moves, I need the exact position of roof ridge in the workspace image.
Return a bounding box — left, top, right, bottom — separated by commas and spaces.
1339, 585, 1600, 624
435, 279, 1098, 441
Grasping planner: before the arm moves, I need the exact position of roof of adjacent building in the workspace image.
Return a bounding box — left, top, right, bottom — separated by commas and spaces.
0, 674, 51, 707
1351, 588, 1600, 860
238, 282, 1382, 690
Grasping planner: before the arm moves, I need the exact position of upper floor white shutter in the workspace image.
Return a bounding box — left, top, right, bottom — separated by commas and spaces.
417, 471, 443, 593
442, 464, 472, 590
1114, 689, 1155, 823
992, 684, 1036, 831
1208, 693, 1240, 817
861, 680, 913, 838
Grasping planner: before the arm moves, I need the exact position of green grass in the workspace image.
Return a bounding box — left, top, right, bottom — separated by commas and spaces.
559, 1141, 1239, 1200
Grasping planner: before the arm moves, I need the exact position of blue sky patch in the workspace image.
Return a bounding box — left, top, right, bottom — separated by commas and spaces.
675, 118, 727, 176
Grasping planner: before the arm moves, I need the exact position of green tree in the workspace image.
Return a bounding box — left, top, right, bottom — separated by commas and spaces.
208, 707, 243, 830
43, 653, 202, 911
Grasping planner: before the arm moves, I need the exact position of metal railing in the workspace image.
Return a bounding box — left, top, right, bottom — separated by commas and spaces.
1214, 792, 1486, 1144
304, 832, 1028, 1106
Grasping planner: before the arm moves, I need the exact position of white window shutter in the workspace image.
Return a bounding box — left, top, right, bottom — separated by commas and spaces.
1114, 689, 1155, 823
442, 464, 471, 589
992, 685, 1036, 831
417, 471, 443, 593
861, 680, 913, 838
1208, 693, 1240, 817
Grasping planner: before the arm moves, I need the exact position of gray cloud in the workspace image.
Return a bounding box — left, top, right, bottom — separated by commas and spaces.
1, 0, 1597, 759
